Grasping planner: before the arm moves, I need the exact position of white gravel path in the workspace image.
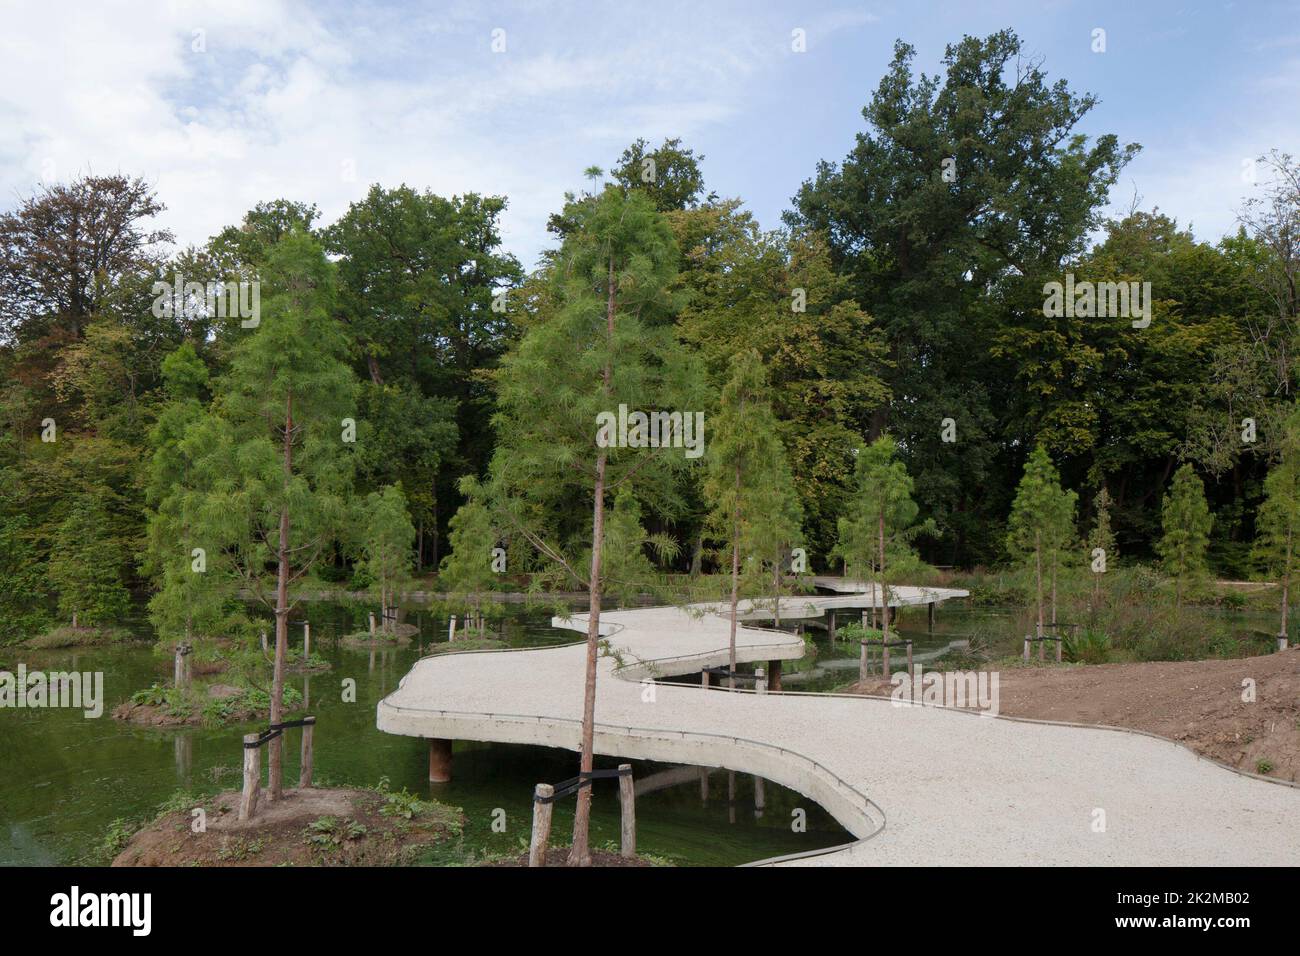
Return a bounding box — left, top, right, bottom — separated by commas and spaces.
376, 590, 1300, 866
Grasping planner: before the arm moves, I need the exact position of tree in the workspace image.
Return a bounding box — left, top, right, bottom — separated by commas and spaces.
482, 185, 702, 864
1087, 487, 1117, 608
836, 435, 931, 681
0, 175, 173, 343
787, 30, 1137, 566
1006, 448, 1071, 640
1157, 464, 1214, 607
0, 514, 51, 642
1254, 406, 1300, 640
438, 476, 502, 633
182, 231, 356, 798
704, 349, 802, 683
46, 495, 130, 627
360, 485, 416, 634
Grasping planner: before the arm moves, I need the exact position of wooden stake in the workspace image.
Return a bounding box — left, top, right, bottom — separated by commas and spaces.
174, 647, 185, 688
927, 601, 935, 633
1023, 637, 1030, 662
701, 669, 710, 689
1055, 635, 1062, 663
755, 666, 767, 695
299, 720, 314, 789
529, 784, 554, 867
906, 640, 914, 683
369, 613, 376, 637
303, 622, 310, 659
618, 764, 635, 858
260, 631, 267, 652
239, 734, 260, 821
448, 615, 457, 642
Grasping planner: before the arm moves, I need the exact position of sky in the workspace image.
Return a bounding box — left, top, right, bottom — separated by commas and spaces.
1, 0, 1297, 271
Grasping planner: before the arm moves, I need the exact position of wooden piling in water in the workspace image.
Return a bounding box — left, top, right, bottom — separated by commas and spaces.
299, 720, 314, 789
239, 733, 260, 821
529, 783, 554, 867
303, 622, 311, 659
618, 764, 636, 858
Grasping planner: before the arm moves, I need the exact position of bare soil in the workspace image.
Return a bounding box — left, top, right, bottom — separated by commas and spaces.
113, 787, 463, 866
852, 648, 1300, 782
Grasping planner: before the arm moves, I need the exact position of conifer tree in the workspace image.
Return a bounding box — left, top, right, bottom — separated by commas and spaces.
1087, 487, 1117, 608
704, 349, 802, 684
836, 435, 930, 682
1158, 463, 1213, 608
182, 232, 356, 798
479, 186, 704, 864
361, 485, 415, 635
1255, 406, 1300, 641
1006, 447, 1069, 640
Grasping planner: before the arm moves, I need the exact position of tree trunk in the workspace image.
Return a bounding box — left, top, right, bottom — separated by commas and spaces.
570, 253, 618, 867
270, 391, 293, 801
1034, 532, 1044, 640
728, 464, 740, 692
1282, 525, 1293, 639
878, 509, 889, 670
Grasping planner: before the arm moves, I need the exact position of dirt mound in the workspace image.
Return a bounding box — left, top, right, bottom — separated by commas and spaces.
113, 787, 463, 866
852, 648, 1300, 782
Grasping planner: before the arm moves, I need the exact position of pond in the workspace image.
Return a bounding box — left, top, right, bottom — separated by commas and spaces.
0, 600, 850, 867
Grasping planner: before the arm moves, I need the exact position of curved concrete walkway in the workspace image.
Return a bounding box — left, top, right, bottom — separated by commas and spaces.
376, 588, 1300, 866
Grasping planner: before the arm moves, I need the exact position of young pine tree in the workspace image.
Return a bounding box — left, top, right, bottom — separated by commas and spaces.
361, 485, 416, 635
183, 232, 357, 799
1254, 405, 1300, 642
438, 476, 502, 637
484, 186, 704, 865
704, 349, 802, 686
835, 435, 930, 683
1157, 463, 1213, 608
1006, 447, 1069, 641
1087, 487, 1116, 609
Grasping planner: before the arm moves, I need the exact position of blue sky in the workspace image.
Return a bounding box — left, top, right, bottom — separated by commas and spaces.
2, 0, 1296, 270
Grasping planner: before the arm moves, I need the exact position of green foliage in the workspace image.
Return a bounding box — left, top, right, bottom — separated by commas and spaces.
704, 349, 803, 619
46, 495, 131, 626
1062, 628, 1112, 664
359, 484, 416, 628
1157, 464, 1213, 606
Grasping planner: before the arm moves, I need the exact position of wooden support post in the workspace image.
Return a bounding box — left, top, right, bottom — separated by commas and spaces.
859, 637, 870, 678
1279, 635, 1290, 652
882, 641, 891, 677
1056, 635, 1063, 663
701, 669, 710, 689
700, 766, 709, 802
927, 601, 935, 633
767, 659, 782, 692
828, 610, 836, 643
448, 615, 457, 642
299, 720, 314, 788
239, 734, 260, 821
1038, 632, 1045, 661
428, 737, 453, 783
618, 764, 635, 859
906, 640, 914, 682
369, 613, 376, 637
261, 630, 268, 651
755, 666, 767, 695
529, 784, 554, 867
174, 647, 185, 688
753, 775, 766, 818
1023, 637, 1030, 662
